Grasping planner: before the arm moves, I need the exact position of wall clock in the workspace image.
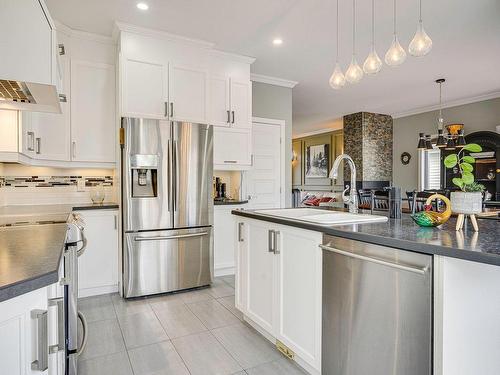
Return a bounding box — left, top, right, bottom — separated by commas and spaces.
401, 152, 411, 165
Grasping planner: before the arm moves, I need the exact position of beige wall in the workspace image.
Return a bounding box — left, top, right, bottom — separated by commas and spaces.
252, 82, 293, 206
393, 97, 500, 192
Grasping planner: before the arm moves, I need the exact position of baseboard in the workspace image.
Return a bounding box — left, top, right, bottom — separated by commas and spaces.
79, 284, 119, 298
214, 265, 235, 277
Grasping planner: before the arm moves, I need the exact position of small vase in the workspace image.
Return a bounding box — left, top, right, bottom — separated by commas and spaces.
90, 184, 105, 204
450, 191, 482, 214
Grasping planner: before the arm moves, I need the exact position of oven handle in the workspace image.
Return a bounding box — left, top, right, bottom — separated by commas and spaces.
76, 311, 88, 356
76, 233, 87, 258
134, 232, 209, 242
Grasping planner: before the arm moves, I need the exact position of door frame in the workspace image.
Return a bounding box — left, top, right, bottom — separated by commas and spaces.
252, 116, 286, 208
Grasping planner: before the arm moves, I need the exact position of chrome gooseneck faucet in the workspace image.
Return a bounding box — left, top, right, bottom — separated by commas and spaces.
329, 154, 358, 213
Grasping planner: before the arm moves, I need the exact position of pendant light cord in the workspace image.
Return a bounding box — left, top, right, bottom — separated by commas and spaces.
371, 0, 375, 47
393, 0, 397, 35
352, 0, 356, 55
419, 0, 422, 22
336, 0, 339, 62
439, 81, 443, 125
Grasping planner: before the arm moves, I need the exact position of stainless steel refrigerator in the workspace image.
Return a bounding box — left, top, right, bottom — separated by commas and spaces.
121, 117, 213, 298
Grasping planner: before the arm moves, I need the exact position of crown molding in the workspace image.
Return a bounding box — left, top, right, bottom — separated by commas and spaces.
393, 91, 500, 119
54, 20, 115, 45
251, 73, 298, 88
293, 127, 342, 139
114, 21, 215, 49
211, 49, 256, 65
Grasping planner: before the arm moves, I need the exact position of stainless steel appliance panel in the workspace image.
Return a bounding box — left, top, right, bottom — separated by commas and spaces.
321, 236, 432, 375
123, 227, 212, 298
172, 122, 213, 228
122, 118, 172, 231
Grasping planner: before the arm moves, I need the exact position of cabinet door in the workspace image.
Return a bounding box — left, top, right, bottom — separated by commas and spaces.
276, 226, 322, 371
122, 58, 168, 119
71, 60, 115, 163
209, 75, 230, 127
31, 55, 70, 161
213, 127, 252, 167
76, 210, 119, 297
214, 208, 236, 274
230, 79, 251, 129
0, 0, 53, 85
169, 64, 208, 123
0, 110, 19, 152
245, 220, 276, 334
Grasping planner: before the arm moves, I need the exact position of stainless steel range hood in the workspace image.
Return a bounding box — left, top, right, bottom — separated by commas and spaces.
0, 79, 61, 114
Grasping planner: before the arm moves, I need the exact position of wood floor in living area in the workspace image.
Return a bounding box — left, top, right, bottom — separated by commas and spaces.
77, 276, 307, 375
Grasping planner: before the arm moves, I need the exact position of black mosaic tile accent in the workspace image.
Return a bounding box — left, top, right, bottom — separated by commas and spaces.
0, 176, 114, 188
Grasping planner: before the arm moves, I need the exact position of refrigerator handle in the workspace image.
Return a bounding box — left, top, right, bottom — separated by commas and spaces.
173, 139, 179, 212
167, 139, 172, 212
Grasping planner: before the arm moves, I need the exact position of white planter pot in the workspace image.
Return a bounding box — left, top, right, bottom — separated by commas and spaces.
450, 191, 482, 214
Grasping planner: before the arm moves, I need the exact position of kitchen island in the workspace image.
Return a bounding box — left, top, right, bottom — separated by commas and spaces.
232, 207, 500, 375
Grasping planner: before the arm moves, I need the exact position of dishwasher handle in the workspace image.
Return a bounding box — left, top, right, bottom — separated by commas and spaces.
134, 232, 208, 242
319, 244, 428, 275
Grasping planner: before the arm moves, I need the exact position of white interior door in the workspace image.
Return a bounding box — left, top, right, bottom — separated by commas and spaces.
247, 122, 282, 209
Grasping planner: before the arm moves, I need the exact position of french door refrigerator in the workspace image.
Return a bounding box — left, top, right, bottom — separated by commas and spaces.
121, 117, 213, 298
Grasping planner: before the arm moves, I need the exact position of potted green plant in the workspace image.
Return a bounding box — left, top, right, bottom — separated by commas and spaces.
443, 143, 485, 214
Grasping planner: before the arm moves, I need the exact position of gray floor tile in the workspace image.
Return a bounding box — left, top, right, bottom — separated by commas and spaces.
178, 288, 213, 303
245, 358, 308, 375
231, 372, 247, 375
188, 299, 240, 329
118, 310, 169, 349
79, 294, 116, 323
217, 295, 244, 320
155, 303, 208, 339
208, 279, 235, 298
111, 293, 152, 317
79, 319, 126, 361
172, 331, 243, 375
212, 323, 282, 369
128, 340, 190, 375
148, 293, 185, 313
78, 351, 133, 375
219, 275, 236, 288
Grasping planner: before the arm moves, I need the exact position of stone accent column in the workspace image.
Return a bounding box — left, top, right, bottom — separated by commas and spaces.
343, 112, 393, 189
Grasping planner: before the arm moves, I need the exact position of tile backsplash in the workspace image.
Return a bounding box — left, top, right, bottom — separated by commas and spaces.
0, 175, 113, 188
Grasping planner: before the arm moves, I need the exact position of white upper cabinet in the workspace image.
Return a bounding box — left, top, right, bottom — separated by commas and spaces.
209, 75, 231, 127
229, 79, 252, 129
0, 0, 54, 85
213, 127, 252, 168
122, 58, 168, 119
70, 60, 115, 163
169, 64, 208, 123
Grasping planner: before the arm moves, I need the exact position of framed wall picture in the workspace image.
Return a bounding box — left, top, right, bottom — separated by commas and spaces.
305, 144, 329, 178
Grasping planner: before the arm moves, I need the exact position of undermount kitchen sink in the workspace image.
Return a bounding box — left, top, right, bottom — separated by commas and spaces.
255, 208, 388, 225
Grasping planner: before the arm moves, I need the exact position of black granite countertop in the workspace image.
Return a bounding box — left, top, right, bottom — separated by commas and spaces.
214, 199, 249, 206
232, 208, 500, 267
72, 202, 119, 211
0, 224, 67, 302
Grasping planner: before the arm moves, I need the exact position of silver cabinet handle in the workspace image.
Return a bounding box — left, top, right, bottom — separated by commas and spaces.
223, 160, 237, 163
164, 101, 169, 117
48, 298, 64, 354
319, 244, 428, 275
238, 222, 244, 242
114, 214, 118, 230
31, 309, 48, 371
76, 311, 88, 356
273, 231, 280, 254
231, 110, 235, 124
35, 137, 41, 154
134, 232, 209, 241
268, 230, 275, 253
170, 102, 174, 117
27, 131, 35, 151
227, 110, 231, 123
72, 141, 76, 159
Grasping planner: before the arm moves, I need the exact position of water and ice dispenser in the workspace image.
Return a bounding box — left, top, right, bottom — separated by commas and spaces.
130, 154, 158, 198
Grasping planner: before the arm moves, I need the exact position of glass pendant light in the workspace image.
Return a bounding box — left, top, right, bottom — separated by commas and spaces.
385, 0, 406, 66
329, 0, 346, 89
363, 0, 382, 74
435, 79, 447, 148
409, 0, 432, 57
345, 0, 363, 83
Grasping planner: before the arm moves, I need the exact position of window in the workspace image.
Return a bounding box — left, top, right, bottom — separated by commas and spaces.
418, 148, 441, 190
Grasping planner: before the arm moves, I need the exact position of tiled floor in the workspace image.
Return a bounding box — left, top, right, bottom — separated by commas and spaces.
78, 275, 307, 375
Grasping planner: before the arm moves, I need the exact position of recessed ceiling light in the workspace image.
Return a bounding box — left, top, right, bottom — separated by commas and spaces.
136, 2, 149, 10
273, 38, 283, 46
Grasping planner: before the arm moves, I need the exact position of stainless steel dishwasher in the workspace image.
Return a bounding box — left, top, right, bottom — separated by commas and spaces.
321, 235, 432, 375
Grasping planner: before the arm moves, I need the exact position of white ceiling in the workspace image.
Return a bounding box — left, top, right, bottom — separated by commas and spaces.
46, 0, 500, 136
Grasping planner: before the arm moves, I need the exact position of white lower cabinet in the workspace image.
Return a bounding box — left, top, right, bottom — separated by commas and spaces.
76, 210, 119, 297
235, 218, 322, 373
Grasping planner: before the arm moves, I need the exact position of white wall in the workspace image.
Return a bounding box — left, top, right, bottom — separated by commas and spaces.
393, 97, 500, 192
252, 82, 293, 206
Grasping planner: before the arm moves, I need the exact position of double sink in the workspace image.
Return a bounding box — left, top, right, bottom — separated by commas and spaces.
255, 208, 388, 225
